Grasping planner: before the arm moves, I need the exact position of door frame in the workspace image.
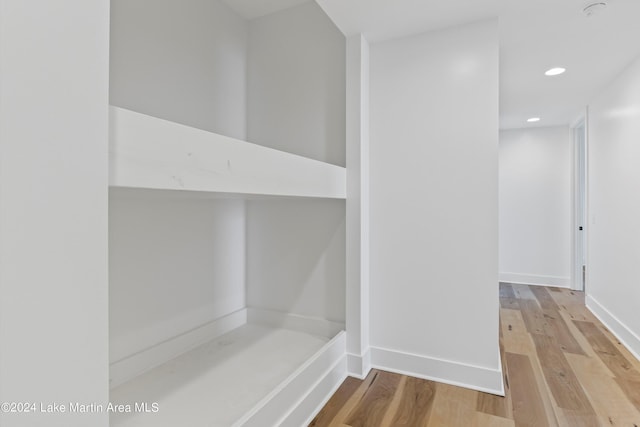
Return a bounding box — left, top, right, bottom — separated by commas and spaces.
571, 111, 588, 291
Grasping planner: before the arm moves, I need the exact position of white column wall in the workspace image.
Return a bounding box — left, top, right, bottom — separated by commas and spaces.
0, 0, 110, 425
346, 34, 371, 377
368, 19, 503, 393
587, 55, 640, 359
499, 126, 573, 288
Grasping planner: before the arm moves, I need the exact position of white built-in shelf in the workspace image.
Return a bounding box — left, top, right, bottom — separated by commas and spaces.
110, 324, 346, 427
109, 106, 346, 199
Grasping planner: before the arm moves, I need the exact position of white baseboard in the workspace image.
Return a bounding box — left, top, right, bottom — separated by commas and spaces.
247, 307, 345, 339
347, 348, 372, 379
586, 295, 640, 361
110, 296, 245, 362
237, 332, 347, 427
500, 272, 571, 288
370, 346, 505, 396
109, 308, 247, 388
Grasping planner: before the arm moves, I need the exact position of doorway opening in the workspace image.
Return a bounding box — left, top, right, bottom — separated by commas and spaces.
573, 116, 587, 291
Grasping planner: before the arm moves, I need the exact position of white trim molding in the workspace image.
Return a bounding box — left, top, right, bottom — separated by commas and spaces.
237, 332, 347, 427
370, 346, 505, 396
109, 308, 247, 388
586, 295, 640, 361
247, 307, 344, 339
500, 272, 571, 288
347, 347, 372, 379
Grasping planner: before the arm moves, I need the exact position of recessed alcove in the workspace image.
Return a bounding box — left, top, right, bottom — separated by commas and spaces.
108, 0, 348, 424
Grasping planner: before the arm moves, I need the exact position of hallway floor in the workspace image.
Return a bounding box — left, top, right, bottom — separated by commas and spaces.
310, 283, 640, 426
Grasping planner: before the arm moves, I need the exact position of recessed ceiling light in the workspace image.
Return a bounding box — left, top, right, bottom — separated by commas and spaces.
527, 117, 541, 122
545, 67, 566, 76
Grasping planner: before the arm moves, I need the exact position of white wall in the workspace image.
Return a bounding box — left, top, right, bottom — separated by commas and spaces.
0, 0, 110, 425
587, 55, 640, 358
247, 1, 346, 166
246, 3, 347, 324
369, 19, 503, 393
109, 0, 248, 365
110, 0, 247, 139
246, 199, 346, 323
109, 191, 245, 363
499, 126, 573, 288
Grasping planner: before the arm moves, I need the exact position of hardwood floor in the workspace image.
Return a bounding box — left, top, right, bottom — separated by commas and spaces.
310, 284, 640, 426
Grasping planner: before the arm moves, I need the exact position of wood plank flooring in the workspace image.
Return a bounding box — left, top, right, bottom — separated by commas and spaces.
310, 284, 640, 426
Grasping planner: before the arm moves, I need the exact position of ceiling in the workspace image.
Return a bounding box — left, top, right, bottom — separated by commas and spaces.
315, 0, 499, 43
225, 0, 640, 130
222, 0, 309, 20
499, 0, 640, 129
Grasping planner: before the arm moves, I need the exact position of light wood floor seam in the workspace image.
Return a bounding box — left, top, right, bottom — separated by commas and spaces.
310, 284, 640, 427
